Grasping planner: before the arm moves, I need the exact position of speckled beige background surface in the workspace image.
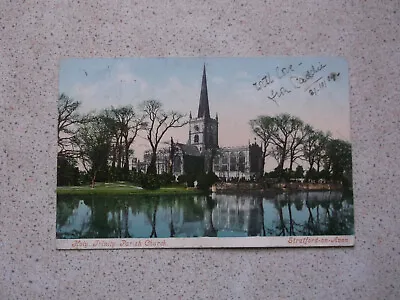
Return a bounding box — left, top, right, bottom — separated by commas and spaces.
1, 1, 399, 299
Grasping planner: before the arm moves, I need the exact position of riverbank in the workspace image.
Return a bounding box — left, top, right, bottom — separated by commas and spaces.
57, 182, 203, 196
213, 182, 345, 194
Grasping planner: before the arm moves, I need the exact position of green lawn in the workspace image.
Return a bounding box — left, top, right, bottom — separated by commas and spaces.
56, 182, 202, 195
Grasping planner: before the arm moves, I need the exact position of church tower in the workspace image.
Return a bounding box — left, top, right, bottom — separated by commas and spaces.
188, 65, 219, 153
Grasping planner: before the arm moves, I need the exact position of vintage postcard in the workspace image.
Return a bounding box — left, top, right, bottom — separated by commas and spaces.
56, 57, 354, 249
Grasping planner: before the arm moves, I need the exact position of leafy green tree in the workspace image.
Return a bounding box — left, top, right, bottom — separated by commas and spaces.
104, 106, 146, 180
305, 167, 319, 182
57, 154, 79, 186
324, 139, 352, 185
75, 116, 114, 187
294, 165, 304, 178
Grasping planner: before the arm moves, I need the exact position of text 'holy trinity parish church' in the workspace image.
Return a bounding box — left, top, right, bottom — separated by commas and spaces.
135, 65, 263, 180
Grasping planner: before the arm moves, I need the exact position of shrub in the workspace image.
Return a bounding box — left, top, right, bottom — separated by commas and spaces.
140, 173, 160, 190
177, 174, 187, 184
159, 172, 175, 186
196, 172, 219, 191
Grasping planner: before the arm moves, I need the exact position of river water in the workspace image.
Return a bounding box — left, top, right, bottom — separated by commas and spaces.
56, 191, 354, 239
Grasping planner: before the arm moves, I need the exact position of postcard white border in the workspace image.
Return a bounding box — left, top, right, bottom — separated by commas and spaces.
57, 57, 353, 251
56, 235, 355, 249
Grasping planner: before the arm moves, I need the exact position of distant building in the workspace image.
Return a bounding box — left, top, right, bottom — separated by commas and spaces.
213, 144, 263, 180
135, 65, 263, 180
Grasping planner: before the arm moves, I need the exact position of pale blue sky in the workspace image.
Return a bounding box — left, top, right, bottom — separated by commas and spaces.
59, 57, 350, 162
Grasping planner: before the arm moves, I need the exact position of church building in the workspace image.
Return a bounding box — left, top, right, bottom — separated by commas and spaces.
188, 65, 219, 154
135, 65, 263, 180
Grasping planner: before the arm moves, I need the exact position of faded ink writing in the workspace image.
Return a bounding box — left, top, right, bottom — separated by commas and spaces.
253, 61, 334, 102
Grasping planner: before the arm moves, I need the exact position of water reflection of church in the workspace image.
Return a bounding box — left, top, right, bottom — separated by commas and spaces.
56, 191, 352, 239
208, 195, 263, 236
169, 195, 264, 237
135, 65, 263, 180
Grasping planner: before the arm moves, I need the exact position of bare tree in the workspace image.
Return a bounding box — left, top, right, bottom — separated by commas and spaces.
249, 116, 276, 178
267, 114, 305, 172
140, 99, 187, 174
302, 127, 330, 175
287, 119, 307, 171
57, 94, 86, 156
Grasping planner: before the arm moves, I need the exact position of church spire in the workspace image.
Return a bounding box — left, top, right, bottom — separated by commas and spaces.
197, 64, 210, 118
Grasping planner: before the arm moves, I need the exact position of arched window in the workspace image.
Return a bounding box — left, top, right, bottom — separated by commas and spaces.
194, 134, 199, 143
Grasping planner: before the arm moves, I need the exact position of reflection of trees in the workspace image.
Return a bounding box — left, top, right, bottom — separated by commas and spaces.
203, 196, 217, 237
87, 197, 114, 238
57, 191, 354, 239
123, 201, 130, 238
145, 197, 159, 238
142, 194, 205, 238
300, 192, 353, 236
269, 191, 354, 237
273, 200, 288, 236
248, 196, 263, 236
56, 196, 79, 229
304, 193, 316, 235
56, 197, 93, 238
156, 196, 177, 237
272, 194, 298, 236
107, 200, 131, 238
293, 195, 303, 211
287, 199, 294, 235
274, 194, 299, 236
259, 198, 266, 236
169, 206, 175, 237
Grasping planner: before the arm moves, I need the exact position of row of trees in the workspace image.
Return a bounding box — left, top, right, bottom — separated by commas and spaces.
58, 94, 352, 189
57, 94, 187, 186
249, 114, 352, 186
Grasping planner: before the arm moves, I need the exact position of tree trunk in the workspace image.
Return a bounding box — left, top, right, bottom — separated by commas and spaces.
91, 171, 97, 188
277, 204, 286, 236
111, 145, 117, 169
289, 157, 294, 172
124, 145, 129, 170
169, 140, 175, 175
260, 145, 267, 179
287, 200, 294, 235
147, 151, 158, 175
150, 202, 158, 238
123, 142, 131, 180
278, 144, 287, 172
